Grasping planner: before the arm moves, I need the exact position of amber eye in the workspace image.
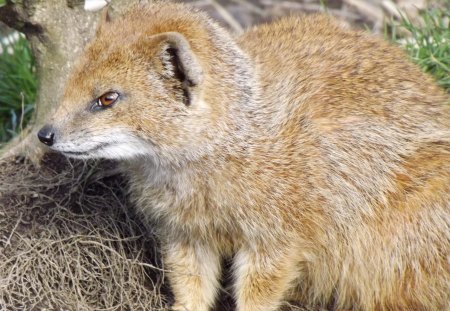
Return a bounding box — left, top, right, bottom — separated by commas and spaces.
97, 91, 119, 108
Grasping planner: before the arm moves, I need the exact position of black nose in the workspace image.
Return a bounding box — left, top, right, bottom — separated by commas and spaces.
37, 125, 55, 146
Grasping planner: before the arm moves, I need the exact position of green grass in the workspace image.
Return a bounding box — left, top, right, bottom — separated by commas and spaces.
389, 7, 450, 91
0, 34, 37, 146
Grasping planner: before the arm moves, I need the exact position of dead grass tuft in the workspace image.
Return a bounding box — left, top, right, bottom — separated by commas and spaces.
0, 153, 312, 310
0, 153, 169, 310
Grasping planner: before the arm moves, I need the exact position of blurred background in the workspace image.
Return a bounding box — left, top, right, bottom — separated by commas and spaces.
183, 0, 438, 33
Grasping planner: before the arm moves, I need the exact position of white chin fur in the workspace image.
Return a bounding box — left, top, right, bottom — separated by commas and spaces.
90, 142, 157, 160
52, 132, 156, 160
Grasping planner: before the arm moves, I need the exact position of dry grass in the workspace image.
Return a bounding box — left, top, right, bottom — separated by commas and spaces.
0, 154, 313, 310
0, 154, 169, 310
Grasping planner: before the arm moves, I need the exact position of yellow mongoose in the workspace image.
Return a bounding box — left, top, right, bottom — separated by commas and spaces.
38, 2, 450, 311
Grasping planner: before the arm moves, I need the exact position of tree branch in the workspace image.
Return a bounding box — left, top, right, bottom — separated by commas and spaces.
0, 3, 43, 36
67, 0, 84, 9
0, 3, 23, 30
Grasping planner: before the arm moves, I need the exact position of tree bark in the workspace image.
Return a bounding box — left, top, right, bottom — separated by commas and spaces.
0, 0, 147, 162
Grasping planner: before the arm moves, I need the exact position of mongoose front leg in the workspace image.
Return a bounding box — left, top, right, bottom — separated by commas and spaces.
164, 241, 221, 311
233, 245, 299, 311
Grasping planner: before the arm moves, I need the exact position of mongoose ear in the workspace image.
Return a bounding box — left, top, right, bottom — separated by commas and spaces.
155, 32, 204, 100
95, 6, 112, 35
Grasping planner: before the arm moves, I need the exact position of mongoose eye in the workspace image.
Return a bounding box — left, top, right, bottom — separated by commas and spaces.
98, 91, 119, 107
92, 91, 120, 111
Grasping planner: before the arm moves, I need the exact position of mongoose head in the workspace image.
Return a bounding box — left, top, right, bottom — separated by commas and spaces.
37, 3, 250, 164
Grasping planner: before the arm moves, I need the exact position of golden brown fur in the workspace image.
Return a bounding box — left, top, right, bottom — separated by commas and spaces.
40, 2, 450, 311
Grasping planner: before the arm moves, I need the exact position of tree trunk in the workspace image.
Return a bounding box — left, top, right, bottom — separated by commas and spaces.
0, 0, 146, 162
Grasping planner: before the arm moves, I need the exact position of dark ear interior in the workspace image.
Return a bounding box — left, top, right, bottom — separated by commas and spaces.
157, 32, 203, 105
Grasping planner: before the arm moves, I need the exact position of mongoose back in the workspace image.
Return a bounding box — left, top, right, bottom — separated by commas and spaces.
38, 2, 450, 311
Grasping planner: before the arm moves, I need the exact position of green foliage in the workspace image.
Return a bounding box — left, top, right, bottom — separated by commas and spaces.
390, 7, 450, 91
0, 34, 37, 145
